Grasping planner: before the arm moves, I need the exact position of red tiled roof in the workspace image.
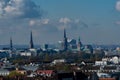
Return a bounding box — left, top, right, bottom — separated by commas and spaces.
36, 70, 54, 75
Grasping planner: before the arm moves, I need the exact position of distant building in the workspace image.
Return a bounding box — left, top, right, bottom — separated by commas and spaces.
97, 72, 115, 80
10, 37, 13, 50
89, 72, 99, 80
77, 37, 83, 51
111, 56, 119, 64
57, 72, 88, 80
97, 72, 111, 78
68, 39, 77, 50
22, 64, 39, 72
0, 69, 10, 76
19, 48, 37, 57
44, 44, 48, 50
16, 67, 27, 75
63, 29, 68, 51
83, 45, 93, 54
29, 48, 37, 56
52, 59, 67, 64
59, 38, 77, 51
36, 70, 55, 77
0, 50, 10, 58
95, 61, 107, 66
20, 51, 32, 57
29, 31, 34, 49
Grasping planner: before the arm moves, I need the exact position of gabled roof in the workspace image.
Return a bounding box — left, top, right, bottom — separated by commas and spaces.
36, 70, 54, 74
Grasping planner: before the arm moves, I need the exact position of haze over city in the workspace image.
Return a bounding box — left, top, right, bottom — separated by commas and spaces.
1, 1, 120, 80
0, 0, 120, 45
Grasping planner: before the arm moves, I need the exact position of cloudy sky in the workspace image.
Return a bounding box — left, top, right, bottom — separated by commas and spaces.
0, 0, 120, 45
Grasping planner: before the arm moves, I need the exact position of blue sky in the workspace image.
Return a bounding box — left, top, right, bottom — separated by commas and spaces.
34, 0, 116, 17
0, 0, 120, 45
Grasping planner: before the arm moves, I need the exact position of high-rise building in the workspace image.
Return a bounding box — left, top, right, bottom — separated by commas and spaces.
63, 29, 68, 51
30, 31, 34, 49
68, 39, 77, 49
10, 37, 13, 50
83, 45, 93, 54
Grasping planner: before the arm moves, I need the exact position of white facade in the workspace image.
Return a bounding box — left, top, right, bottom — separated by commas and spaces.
95, 61, 107, 65
29, 49, 37, 56
112, 56, 119, 64
20, 52, 32, 56
52, 59, 67, 64
97, 72, 111, 78
0, 69, 10, 76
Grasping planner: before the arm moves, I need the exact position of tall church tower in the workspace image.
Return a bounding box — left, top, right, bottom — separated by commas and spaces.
30, 31, 34, 49
10, 37, 13, 50
63, 29, 68, 51
77, 37, 82, 51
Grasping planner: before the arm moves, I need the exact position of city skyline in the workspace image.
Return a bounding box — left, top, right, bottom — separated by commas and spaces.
0, 0, 120, 45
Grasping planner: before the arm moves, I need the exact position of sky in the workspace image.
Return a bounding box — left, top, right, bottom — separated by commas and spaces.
0, 0, 120, 45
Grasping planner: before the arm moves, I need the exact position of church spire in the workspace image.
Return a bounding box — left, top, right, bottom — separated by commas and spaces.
64, 28, 66, 38
30, 31, 34, 48
78, 36, 82, 51
63, 28, 68, 51
10, 37, 13, 50
78, 37, 81, 43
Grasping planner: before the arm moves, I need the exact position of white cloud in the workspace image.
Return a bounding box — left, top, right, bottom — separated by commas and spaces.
29, 18, 50, 27
29, 20, 36, 26
28, 18, 88, 31
75, 19, 80, 23
0, 0, 42, 19
116, 1, 120, 11
41, 19, 49, 24
58, 17, 88, 30
59, 17, 71, 24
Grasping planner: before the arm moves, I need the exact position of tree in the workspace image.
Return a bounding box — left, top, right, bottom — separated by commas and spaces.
44, 53, 51, 62
8, 71, 24, 78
